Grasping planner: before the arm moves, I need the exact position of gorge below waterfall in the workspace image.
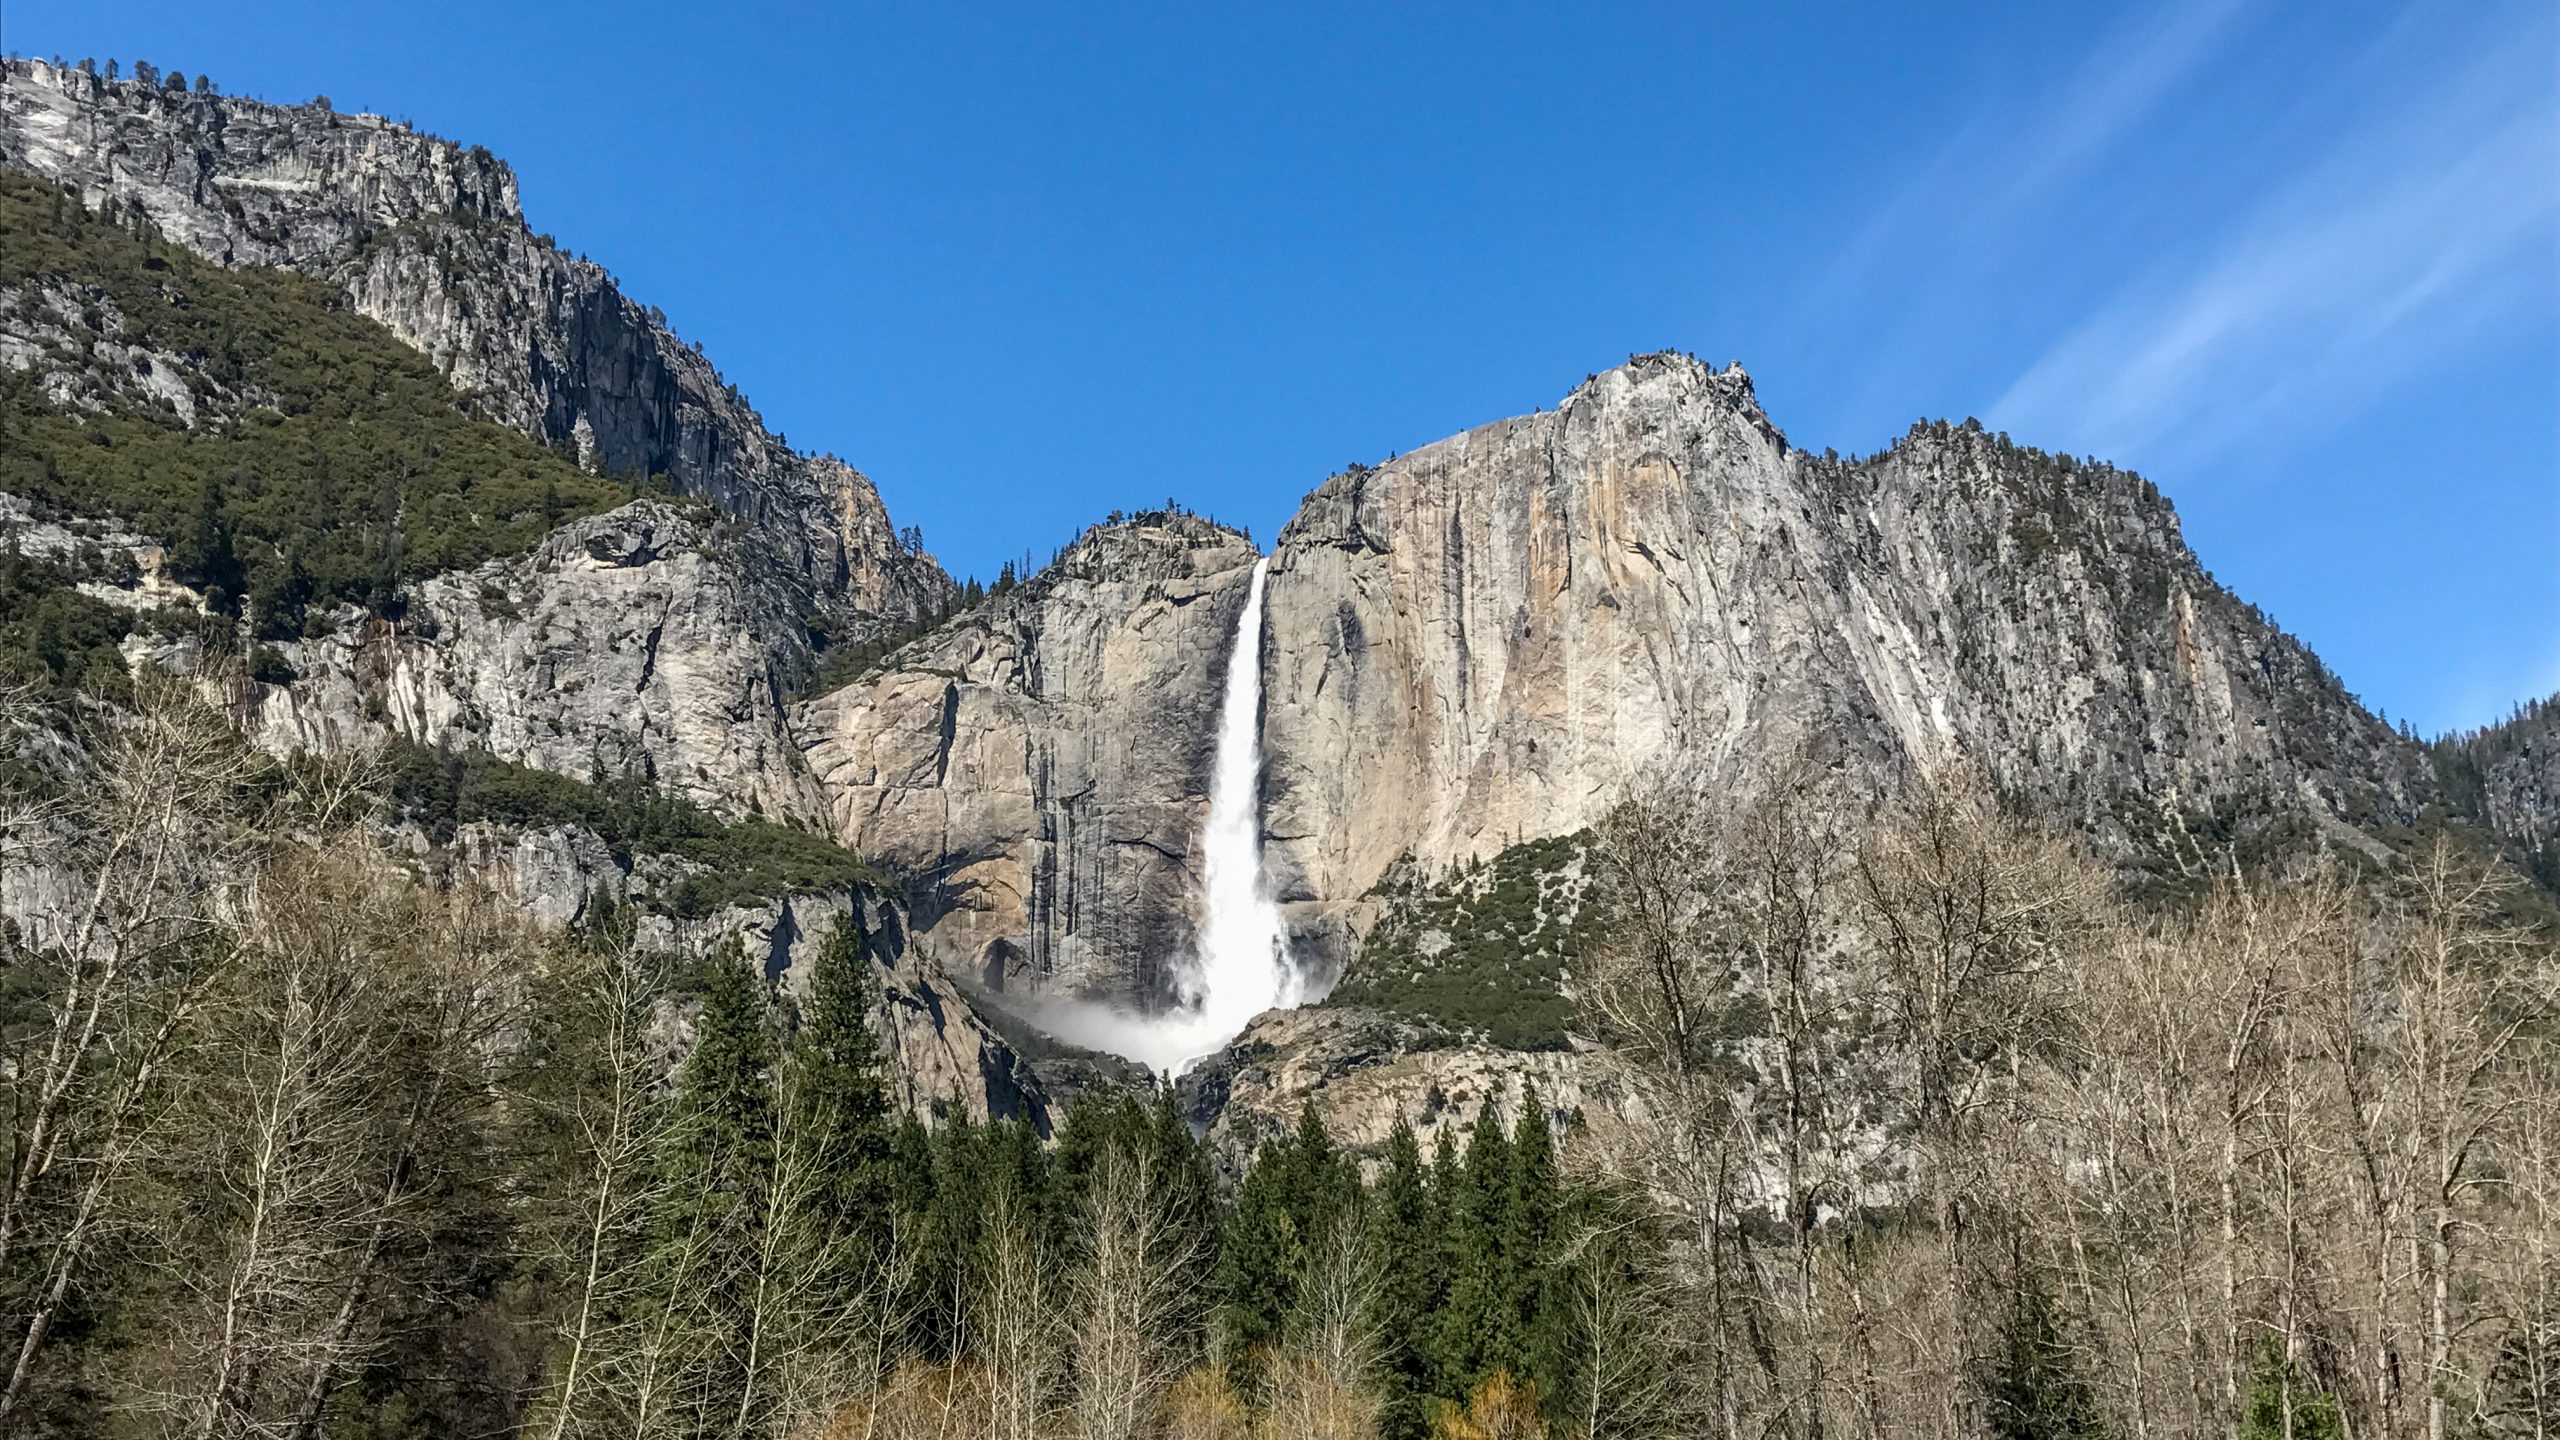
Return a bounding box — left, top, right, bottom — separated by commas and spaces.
1021, 556, 1308, 1075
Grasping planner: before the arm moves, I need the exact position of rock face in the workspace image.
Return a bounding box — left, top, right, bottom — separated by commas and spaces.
422, 821, 1058, 1125
1177, 1006, 1628, 1175
0, 57, 962, 823
790, 354, 2438, 1046
254, 501, 832, 820
2437, 697, 2560, 849
1260, 353, 2427, 928
798, 516, 1262, 1004
0, 58, 947, 625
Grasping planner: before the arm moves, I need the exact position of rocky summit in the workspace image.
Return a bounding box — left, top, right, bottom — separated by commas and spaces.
0, 56, 2536, 1143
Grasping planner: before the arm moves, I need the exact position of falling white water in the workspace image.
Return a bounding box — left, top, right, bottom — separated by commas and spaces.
1183, 556, 1300, 1031
1031, 557, 1300, 1075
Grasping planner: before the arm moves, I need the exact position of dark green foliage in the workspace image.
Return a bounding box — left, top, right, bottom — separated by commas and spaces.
0, 542, 152, 702
381, 739, 882, 917
1373, 1118, 1442, 1440
791, 589, 974, 701
0, 172, 625, 632
1433, 1097, 1516, 1392
787, 917, 900, 1270
1328, 833, 1599, 1049
1216, 1100, 1362, 1363
648, 952, 779, 1424
1986, 1276, 2113, 1440
1401, 1091, 1583, 1427
888, 1108, 1069, 1360
2235, 1342, 2345, 1440
1500, 1088, 1567, 1386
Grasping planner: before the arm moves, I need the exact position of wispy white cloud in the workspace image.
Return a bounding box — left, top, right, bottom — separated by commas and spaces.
1988, 10, 2558, 467
1798, 0, 2262, 420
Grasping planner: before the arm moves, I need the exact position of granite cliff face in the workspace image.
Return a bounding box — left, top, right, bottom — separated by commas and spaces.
0, 58, 945, 625
803, 354, 2435, 1024
0, 58, 955, 825
2435, 697, 2560, 856
254, 502, 833, 820
798, 515, 1262, 1007
1259, 353, 2425, 925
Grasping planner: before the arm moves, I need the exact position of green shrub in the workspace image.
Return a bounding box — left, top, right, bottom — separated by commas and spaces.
1325, 832, 1598, 1050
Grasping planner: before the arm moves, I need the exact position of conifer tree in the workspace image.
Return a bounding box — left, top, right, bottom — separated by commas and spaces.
1147, 1087, 1222, 1300
642, 951, 778, 1429
907, 1112, 985, 1360
786, 914, 896, 1268
1985, 1276, 2111, 1440
1218, 1102, 1358, 1366
1219, 1133, 1297, 1364
1436, 1097, 1516, 1397
1500, 1086, 1563, 1390
1375, 1118, 1442, 1440
2234, 1343, 2344, 1440
177, 475, 246, 614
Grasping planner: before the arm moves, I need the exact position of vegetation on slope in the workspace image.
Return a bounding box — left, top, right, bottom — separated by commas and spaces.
380, 737, 882, 919
2431, 693, 2560, 894
0, 540, 164, 701
0, 171, 626, 634
1327, 832, 1600, 1050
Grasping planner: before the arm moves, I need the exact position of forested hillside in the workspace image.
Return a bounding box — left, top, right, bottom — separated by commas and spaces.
0, 173, 627, 632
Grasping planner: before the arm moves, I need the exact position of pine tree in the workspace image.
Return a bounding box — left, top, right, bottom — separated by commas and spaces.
786, 914, 897, 1270
176, 476, 246, 615
2234, 1342, 2344, 1440
1218, 1132, 1297, 1364
1375, 1118, 1442, 1440
1217, 1102, 1357, 1367
1147, 1087, 1220, 1290
643, 951, 778, 1428
1436, 1098, 1515, 1397
1985, 1276, 2112, 1440
911, 1113, 986, 1360
1501, 1085, 1567, 1402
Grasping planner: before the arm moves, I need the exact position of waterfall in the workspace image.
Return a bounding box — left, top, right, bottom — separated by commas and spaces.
1027, 556, 1300, 1076
1183, 557, 1299, 1032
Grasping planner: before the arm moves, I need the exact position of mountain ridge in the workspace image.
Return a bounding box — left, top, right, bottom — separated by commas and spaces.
0, 56, 947, 627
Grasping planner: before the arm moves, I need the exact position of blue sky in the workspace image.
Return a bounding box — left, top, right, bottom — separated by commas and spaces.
12, 2, 2556, 734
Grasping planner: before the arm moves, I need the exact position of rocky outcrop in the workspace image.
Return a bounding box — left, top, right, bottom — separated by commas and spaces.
2436, 695, 2560, 846
1177, 1006, 1628, 1175
252, 500, 831, 821
1261, 352, 2427, 922
0, 57, 948, 628
797, 516, 1261, 1004
429, 818, 1061, 1126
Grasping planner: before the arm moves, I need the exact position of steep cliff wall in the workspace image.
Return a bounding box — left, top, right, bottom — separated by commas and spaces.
1261, 352, 2427, 922
791, 354, 2432, 1025
798, 515, 1260, 1005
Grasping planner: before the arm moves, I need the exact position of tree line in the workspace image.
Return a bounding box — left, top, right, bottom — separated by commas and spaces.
1577, 757, 2559, 1440
0, 674, 1639, 1438
4, 666, 2553, 1437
